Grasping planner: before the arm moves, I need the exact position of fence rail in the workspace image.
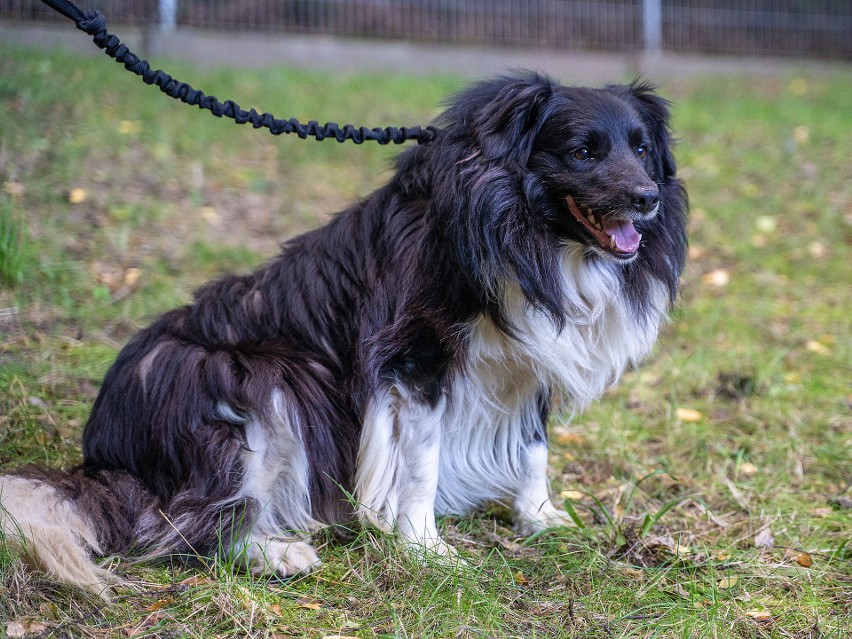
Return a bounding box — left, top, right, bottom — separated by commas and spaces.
1, 0, 849, 59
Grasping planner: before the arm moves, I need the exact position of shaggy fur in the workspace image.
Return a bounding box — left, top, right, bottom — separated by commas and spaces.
0, 73, 687, 596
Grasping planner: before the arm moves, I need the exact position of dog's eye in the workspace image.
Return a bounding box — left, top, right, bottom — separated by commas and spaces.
572, 148, 592, 161
636, 145, 648, 159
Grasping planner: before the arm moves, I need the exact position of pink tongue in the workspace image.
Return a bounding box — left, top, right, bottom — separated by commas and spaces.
603, 219, 641, 253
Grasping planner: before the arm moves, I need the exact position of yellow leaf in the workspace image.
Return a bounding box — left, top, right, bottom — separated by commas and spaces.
118, 120, 141, 134
552, 425, 585, 445
785, 549, 813, 567
298, 601, 322, 610
739, 462, 758, 476
702, 269, 730, 288
201, 206, 220, 224
68, 187, 87, 204
147, 598, 172, 612
808, 241, 826, 258
177, 574, 210, 587
123, 267, 141, 286
805, 340, 830, 355
792, 125, 810, 143
746, 609, 772, 622
717, 576, 739, 590
559, 490, 585, 500
676, 407, 703, 423
513, 570, 529, 585
3, 181, 25, 197
755, 216, 777, 233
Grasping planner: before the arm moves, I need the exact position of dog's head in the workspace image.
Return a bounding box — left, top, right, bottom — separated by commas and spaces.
416, 73, 688, 324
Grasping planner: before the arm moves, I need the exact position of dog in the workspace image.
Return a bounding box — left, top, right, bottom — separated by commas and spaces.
0, 73, 687, 596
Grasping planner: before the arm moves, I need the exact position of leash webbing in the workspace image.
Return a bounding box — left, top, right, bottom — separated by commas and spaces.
38, 0, 438, 145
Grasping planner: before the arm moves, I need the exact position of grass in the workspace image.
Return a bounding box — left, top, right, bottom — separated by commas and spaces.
1, 44, 850, 638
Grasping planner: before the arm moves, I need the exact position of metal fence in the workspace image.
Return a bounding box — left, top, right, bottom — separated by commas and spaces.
1, 0, 850, 59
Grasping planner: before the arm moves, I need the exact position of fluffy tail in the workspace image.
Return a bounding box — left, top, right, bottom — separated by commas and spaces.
0, 466, 151, 599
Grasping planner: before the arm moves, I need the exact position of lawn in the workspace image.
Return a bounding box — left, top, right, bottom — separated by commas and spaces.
0, 44, 850, 639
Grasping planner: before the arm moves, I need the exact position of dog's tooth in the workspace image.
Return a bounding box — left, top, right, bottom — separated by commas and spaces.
588, 213, 597, 225
595, 222, 603, 230
609, 234, 616, 249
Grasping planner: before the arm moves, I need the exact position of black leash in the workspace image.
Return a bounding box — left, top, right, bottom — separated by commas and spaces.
39, 0, 438, 145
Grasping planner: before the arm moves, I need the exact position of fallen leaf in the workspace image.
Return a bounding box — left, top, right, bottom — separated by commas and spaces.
297, 599, 322, 610
717, 576, 739, 590
739, 462, 758, 476
808, 241, 826, 258
68, 187, 87, 204
559, 490, 585, 500
552, 425, 585, 445
201, 206, 220, 224
118, 120, 142, 134
3, 181, 25, 197
746, 609, 773, 623
755, 216, 777, 233
754, 527, 774, 549
147, 597, 172, 612
123, 267, 141, 286
702, 269, 730, 288
513, 570, 529, 585
805, 340, 830, 355
321, 636, 359, 639
618, 564, 645, 580
177, 574, 210, 588
676, 407, 703, 422
784, 548, 813, 568
5, 622, 27, 639
792, 125, 810, 143
811, 507, 833, 518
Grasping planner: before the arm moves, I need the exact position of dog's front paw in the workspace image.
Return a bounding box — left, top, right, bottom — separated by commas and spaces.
514, 503, 575, 537
404, 536, 468, 568
244, 537, 321, 577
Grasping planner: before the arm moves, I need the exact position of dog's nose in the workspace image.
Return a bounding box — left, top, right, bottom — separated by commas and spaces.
631, 188, 660, 214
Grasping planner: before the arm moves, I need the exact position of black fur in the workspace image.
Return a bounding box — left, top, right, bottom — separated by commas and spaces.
5, 73, 687, 572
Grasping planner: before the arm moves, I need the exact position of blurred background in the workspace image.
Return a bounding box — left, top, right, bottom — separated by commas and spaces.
2, 0, 851, 59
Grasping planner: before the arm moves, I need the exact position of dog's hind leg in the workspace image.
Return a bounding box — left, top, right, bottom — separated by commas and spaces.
222, 389, 324, 576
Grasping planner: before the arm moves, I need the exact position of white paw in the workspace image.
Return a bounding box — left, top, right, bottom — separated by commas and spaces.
245, 538, 321, 577
515, 504, 575, 536
403, 536, 469, 568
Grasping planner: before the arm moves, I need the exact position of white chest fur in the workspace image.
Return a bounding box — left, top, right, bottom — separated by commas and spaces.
435, 246, 669, 514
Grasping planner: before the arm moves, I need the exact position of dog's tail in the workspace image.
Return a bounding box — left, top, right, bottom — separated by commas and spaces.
0, 465, 152, 599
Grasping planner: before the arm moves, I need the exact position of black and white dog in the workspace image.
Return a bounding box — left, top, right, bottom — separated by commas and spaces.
0, 73, 687, 594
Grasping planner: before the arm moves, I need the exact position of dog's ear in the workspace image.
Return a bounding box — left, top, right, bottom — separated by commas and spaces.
616, 82, 678, 180
470, 75, 553, 166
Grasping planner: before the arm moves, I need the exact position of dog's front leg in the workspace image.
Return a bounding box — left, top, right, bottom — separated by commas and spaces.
356, 388, 455, 556
513, 441, 574, 535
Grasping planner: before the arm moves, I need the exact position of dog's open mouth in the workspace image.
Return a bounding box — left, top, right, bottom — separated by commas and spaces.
565, 196, 642, 258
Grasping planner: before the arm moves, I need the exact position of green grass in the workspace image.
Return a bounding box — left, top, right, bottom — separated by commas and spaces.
1, 45, 850, 638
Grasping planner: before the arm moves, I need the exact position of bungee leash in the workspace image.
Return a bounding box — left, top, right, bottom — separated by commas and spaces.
38, 0, 438, 145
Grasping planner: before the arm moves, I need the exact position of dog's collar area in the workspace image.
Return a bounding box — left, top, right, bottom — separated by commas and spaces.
565, 196, 642, 258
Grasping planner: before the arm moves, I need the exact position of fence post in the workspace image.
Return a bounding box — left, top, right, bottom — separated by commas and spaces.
642, 0, 662, 52
159, 0, 178, 32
